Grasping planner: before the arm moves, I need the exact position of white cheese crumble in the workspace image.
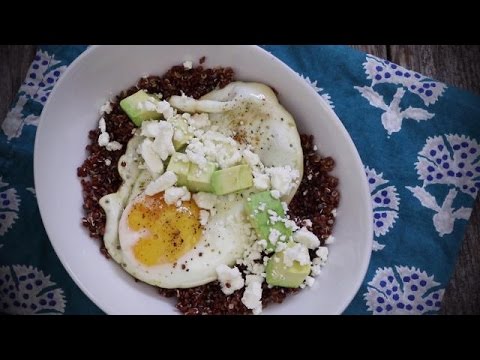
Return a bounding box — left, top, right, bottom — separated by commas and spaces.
268, 228, 282, 246
183, 60, 193, 70
164, 186, 191, 206
324, 235, 335, 245
151, 122, 175, 161
293, 227, 320, 249
303, 219, 313, 227
275, 241, 288, 253
331, 208, 338, 217
305, 276, 315, 287
216, 265, 245, 295
98, 132, 109, 147
144, 171, 177, 196
270, 190, 281, 199
199, 210, 210, 226
139, 139, 164, 175
253, 171, 270, 191
242, 148, 262, 170
141, 120, 163, 138
106, 141, 123, 151
265, 165, 300, 197
97, 117, 123, 152
192, 192, 217, 210
189, 113, 210, 129
314, 246, 329, 266
241, 275, 263, 315
311, 265, 322, 277
283, 243, 310, 267
104, 159, 111, 166
100, 101, 112, 114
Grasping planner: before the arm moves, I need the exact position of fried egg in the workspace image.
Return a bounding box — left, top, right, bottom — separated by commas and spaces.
100, 81, 303, 288
117, 191, 255, 288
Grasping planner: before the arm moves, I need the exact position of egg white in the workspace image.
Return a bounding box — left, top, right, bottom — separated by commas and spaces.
117, 193, 256, 288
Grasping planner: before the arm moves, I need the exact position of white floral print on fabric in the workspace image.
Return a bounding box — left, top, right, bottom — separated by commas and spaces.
355, 55, 447, 135
299, 74, 334, 108
364, 266, 444, 315
0, 265, 66, 314
1, 49, 67, 141
366, 167, 400, 251
407, 134, 479, 236
0, 177, 20, 239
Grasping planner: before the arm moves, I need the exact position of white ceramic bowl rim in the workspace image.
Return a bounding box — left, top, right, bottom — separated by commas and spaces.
34, 45, 373, 314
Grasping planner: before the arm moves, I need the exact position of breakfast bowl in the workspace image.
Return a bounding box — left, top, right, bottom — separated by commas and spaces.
34, 45, 373, 315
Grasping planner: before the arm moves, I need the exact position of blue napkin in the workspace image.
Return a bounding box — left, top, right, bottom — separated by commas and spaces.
1, 45, 479, 315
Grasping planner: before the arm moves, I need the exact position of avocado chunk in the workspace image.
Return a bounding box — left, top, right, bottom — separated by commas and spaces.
265, 243, 311, 288
166, 152, 190, 187
211, 165, 253, 196
169, 116, 194, 150
187, 162, 217, 193
245, 191, 292, 252
120, 90, 162, 126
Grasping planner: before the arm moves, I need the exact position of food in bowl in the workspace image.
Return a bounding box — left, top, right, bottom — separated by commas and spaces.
77, 59, 339, 315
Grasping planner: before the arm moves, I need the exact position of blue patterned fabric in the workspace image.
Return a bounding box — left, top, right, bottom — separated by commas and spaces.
1, 45, 479, 315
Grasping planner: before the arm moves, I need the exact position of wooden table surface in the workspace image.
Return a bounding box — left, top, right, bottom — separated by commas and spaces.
1, 45, 478, 314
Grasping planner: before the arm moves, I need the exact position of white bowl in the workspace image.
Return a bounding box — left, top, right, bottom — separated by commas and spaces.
34, 45, 372, 315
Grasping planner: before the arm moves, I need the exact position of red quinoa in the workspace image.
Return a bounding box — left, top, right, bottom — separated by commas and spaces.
77, 60, 339, 315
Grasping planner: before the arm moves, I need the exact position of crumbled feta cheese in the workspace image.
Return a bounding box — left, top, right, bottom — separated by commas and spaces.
303, 219, 313, 227
98, 132, 110, 147
199, 210, 209, 226
141, 120, 162, 138
275, 241, 288, 252
216, 144, 242, 169
99, 117, 107, 132
183, 60, 193, 70
104, 159, 111, 166
293, 227, 320, 249
311, 265, 322, 277
242, 148, 261, 169
283, 219, 299, 231
185, 139, 207, 166
100, 101, 112, 114
257, 202, 266, 212
151, 122, 175, 161
98, 117, 123, 151
253, 171, 270, 191
283, 243, 310, 267
281, 202, 288, 212
331, 208, 337, 217
307, 174, 313, 181
241, 275, 263, 314
164, 186, 191, 206
139, 139, 164, 175
256, 239, 268, 250
268, 228, 282, 245
106, 141, 123, 151
313, 145, 318, 151
315, 246, 329, 266
270, 190, 281, 199
265, 165, 300, 197
305, 276, 315, 287
324, 235, 335, 245
189, 113, 210, 129
192, 192, 217, 210
216, 265, 245, 295
145, 171, 177, 196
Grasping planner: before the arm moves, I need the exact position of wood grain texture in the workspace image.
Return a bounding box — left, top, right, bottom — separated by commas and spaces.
389, 45, 480, 315
0, 45, 478, 314
349, 45, 387, 58
0, 45, 36, 121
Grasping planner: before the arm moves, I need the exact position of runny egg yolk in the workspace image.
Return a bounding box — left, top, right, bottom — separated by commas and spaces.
127, 193, 202, 267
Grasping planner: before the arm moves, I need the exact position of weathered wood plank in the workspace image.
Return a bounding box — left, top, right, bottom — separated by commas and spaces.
390, 45, 480, 94
390, 45, 480, 315
350, 45, 387, 58
0, 45, 37, 122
